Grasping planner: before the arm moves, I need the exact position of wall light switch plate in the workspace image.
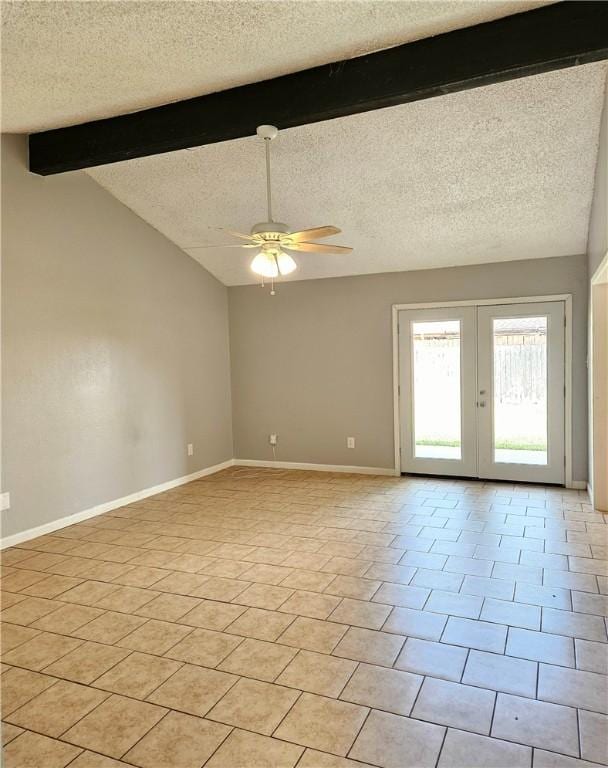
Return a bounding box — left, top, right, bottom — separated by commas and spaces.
1, 492, 10, 512
347, 437, 356, 449
187, 444, 194, 456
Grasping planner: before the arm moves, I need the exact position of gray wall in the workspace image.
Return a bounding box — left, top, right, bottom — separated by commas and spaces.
230, 254, 588, 480
588, 75, 608, 277
1, 134, 233, 538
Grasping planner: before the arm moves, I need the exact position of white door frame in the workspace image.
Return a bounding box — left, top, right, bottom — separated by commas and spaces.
589, 251, 608, 509
392, 294, 574, 487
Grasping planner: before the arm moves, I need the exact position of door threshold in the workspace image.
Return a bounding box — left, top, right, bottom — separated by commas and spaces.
400, 472, 564, 488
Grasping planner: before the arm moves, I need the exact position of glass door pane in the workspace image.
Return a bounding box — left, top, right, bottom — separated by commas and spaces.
492, 316, 548, 465
399, 306, 477, 478
412, 320, 462, 460
477, 301, 565, 484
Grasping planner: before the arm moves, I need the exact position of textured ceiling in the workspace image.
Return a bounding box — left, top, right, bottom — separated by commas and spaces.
87, 63, 607, 285
1, 0, 549, 133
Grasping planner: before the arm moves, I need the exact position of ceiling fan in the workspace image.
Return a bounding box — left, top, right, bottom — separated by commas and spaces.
189, 124, 352, 292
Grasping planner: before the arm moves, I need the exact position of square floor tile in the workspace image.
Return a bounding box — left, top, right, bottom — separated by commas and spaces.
329, 598, 391, 630
325, 575, 381, 600
164, 627, 242, 667
340, 663, 422, 716
72, 611, 147, 644
92, 652, 182, 699
62, 693, 167, 758
95, 585, 159, 613
135, 593, 202, 622
20, 575, 84, 599
372, 583, 430, 609
462, 649, 537, 698
424, 591, 483, 619
224, 607, 295, 641
437, 729, 531, 768
350, 709, 445, 768
279, 590, 342, 619
205, 728, 304, 768
333, 627, 404, 666
1, 597, 63, 626
117, 619, 192, 654
491, 692, 579, 757
150, 572, 208, 595
412, 677, 495, 734
411, 568, 463, 592
7, 679, 109, 737
280, 569, 335, 592
1, 667, 56, 716
442, 616, 507, 653
112, 566, 168, 588
394, 638, 467, 682
218, 637, 296, 681
2, 731, 82, 768
276, 650, 357, 697
1, 623, 41, 653
382, 607, 447, 641
43, 641, 131, 684
542, 607, 607, 642
207, 677, 300, 735
515, 583, 572, 610
234, 583, 294, 609
30, 603, 105, 634
59, 581, 120, 606
124, 711, 231, 768
279, 616, 348, 653
579, 709, 608, 764
190, 576, 251, 601
240, 564, 294, 586
147, 663, 237, 716
480, 598, 541, 630
2, 631, 83, 671
506, 627, 574, 667
274, 692, 368, 756
180, 600, 247, 630
1, 722, 24, 746
575, 638, 608, 674
538, 663, 608, 713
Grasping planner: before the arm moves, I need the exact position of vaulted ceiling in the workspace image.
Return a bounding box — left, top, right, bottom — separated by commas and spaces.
2, 1, 606, 285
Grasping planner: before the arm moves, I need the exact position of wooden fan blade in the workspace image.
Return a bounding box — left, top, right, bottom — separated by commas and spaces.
212, 227, 259, 242
187, 243, 259, 249
282, 226, 341, 242
283, 242, 352, 254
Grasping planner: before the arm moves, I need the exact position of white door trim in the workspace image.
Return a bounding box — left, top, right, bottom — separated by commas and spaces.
392, 294, 573, 487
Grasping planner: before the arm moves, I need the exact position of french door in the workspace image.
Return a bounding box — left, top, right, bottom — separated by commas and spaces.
398, 301, 565, 484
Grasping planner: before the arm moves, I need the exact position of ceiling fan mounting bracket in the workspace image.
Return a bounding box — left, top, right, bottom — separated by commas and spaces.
250, 221, 290, 239
256, 125, 278, 141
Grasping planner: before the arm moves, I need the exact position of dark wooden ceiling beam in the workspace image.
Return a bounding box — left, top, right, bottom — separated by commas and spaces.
29, 1, 608, 175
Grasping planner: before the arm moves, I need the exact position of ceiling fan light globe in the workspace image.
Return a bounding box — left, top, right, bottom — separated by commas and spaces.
277, 252, 297, 275
250, 252, 279, 278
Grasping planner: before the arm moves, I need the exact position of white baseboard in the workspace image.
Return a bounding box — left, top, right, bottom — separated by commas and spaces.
568, 480, 588, 491
0, 459, 234, 550
235, 459, 397, 476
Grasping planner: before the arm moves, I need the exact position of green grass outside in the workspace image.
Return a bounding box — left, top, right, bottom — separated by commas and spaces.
416, 439, 546, 451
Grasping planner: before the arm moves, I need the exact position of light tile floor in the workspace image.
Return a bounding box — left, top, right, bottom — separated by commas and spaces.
1, 467, 607, 768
